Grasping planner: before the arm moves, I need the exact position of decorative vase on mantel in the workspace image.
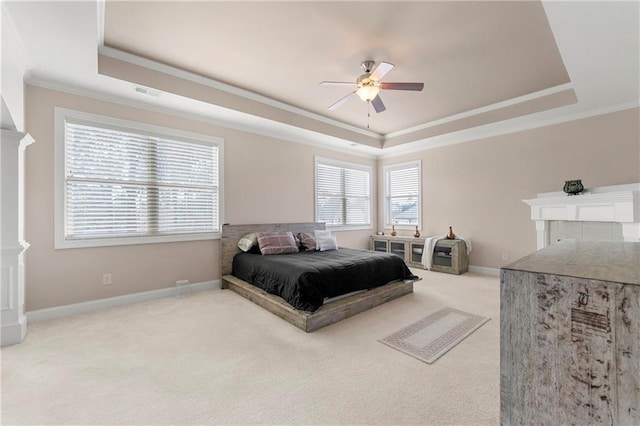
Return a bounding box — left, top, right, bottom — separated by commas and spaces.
414, 226, 420, 238
446, 226, 455, 239
563, 179, 584, 196
390, 225, 397, 237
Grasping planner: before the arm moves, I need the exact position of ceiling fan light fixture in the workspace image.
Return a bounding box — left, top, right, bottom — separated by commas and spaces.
321, 60, 423, 113
356, 80, 380, 102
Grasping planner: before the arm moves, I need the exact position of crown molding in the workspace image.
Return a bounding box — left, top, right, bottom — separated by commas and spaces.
378, 100, 640, 159
25, 70, 638, 162
26, 72, 638, 162
385, 83, 575, 139
100, 47, 639, 161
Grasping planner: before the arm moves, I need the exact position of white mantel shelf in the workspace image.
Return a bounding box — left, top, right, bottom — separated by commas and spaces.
523, 183, 640, 249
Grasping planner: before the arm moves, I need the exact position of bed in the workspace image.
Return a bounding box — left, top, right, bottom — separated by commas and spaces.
221, 222, 420, 332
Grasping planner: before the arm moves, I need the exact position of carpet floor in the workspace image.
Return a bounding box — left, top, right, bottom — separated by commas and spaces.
1, 268, 500, 425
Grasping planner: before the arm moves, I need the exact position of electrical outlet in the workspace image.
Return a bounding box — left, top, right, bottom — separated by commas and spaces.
501, 253, 509, 261
102, 273, 112, 285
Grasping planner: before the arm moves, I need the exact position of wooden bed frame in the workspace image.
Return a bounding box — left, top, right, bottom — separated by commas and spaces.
221, 222, 417, 332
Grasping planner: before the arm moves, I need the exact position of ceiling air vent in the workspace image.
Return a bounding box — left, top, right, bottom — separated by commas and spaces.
134, 86, 160, 97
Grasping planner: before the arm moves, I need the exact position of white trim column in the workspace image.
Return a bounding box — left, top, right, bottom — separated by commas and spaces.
534, 220, 549, 250
1, 130, 34, 346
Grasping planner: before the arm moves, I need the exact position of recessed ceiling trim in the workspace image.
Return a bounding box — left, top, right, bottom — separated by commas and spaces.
386, 82, 574, 139
24, 72, 637, 163
383, 88, 577, 148
99, 46, 382, 140
378, 100, 640, 159
24, 74, 382, 160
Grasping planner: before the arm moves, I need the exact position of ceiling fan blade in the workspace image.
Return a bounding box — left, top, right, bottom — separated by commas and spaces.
320, 81, 356, 87
380, 82, 424, 91
328, 91, 357, 110
371, 95, 386, 113
369, 62, 394, 81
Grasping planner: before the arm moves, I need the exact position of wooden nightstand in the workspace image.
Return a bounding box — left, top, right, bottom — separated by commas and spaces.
430, 239, 468, 275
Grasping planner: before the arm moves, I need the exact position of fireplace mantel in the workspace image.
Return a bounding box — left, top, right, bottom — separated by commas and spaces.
523, 183, 640, 249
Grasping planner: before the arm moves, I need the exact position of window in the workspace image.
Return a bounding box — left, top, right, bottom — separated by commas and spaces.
315, 157, 371, 229
384, 160, 421, 228
55, 108, 222, 248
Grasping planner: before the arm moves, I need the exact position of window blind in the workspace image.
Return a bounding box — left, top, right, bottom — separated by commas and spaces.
64, 121, 219, 240
385, 162, 420, 226
316, 160, 370, 226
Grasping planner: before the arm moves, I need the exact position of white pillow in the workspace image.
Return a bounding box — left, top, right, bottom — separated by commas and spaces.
237, 233, 258, 252
318, 235, 338, 251
314, 229, 332, 239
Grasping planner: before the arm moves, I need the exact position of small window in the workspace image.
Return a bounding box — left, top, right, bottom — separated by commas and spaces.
55, 108, 223, 248
384, 160, 421, 228
315, 157, 372, 230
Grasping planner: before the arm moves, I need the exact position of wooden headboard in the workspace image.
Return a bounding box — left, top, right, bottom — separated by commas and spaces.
220, 222, 326, 276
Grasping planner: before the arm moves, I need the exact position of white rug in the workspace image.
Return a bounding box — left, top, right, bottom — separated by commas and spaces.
380, 307, 490, 364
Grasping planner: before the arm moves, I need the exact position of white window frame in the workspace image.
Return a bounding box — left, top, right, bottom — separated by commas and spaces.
54, 107, 224, 249
384, 160, 422, 229
314, 156, 373, 231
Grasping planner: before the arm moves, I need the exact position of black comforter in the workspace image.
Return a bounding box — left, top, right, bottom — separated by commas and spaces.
232, 248, 418, 312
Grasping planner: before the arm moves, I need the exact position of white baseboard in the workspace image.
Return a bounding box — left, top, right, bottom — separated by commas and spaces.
468, 265, 500, 276
1, 317, 27, 347
26, 280, 221, 323
25, 267, 498, 324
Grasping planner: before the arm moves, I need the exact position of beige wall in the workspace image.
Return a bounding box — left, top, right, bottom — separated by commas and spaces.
24, 84, 639, 310
379, 108, 640, 268
24, 85, 376, 310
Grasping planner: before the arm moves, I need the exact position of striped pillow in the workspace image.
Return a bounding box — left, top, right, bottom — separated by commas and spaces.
257, 232, 299, 255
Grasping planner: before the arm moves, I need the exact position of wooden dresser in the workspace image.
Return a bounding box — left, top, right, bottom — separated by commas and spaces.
370, 235, 425, 268
500, 240, 639, 425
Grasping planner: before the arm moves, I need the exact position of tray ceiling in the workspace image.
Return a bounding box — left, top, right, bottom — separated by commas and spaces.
4, 1, 638, 157
103, 1, 570, 136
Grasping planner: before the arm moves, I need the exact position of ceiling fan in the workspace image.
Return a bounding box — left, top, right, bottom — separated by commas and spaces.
320, 61, 424, 113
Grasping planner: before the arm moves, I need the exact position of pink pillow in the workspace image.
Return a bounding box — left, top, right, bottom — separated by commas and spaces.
257, 232, 299, 255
